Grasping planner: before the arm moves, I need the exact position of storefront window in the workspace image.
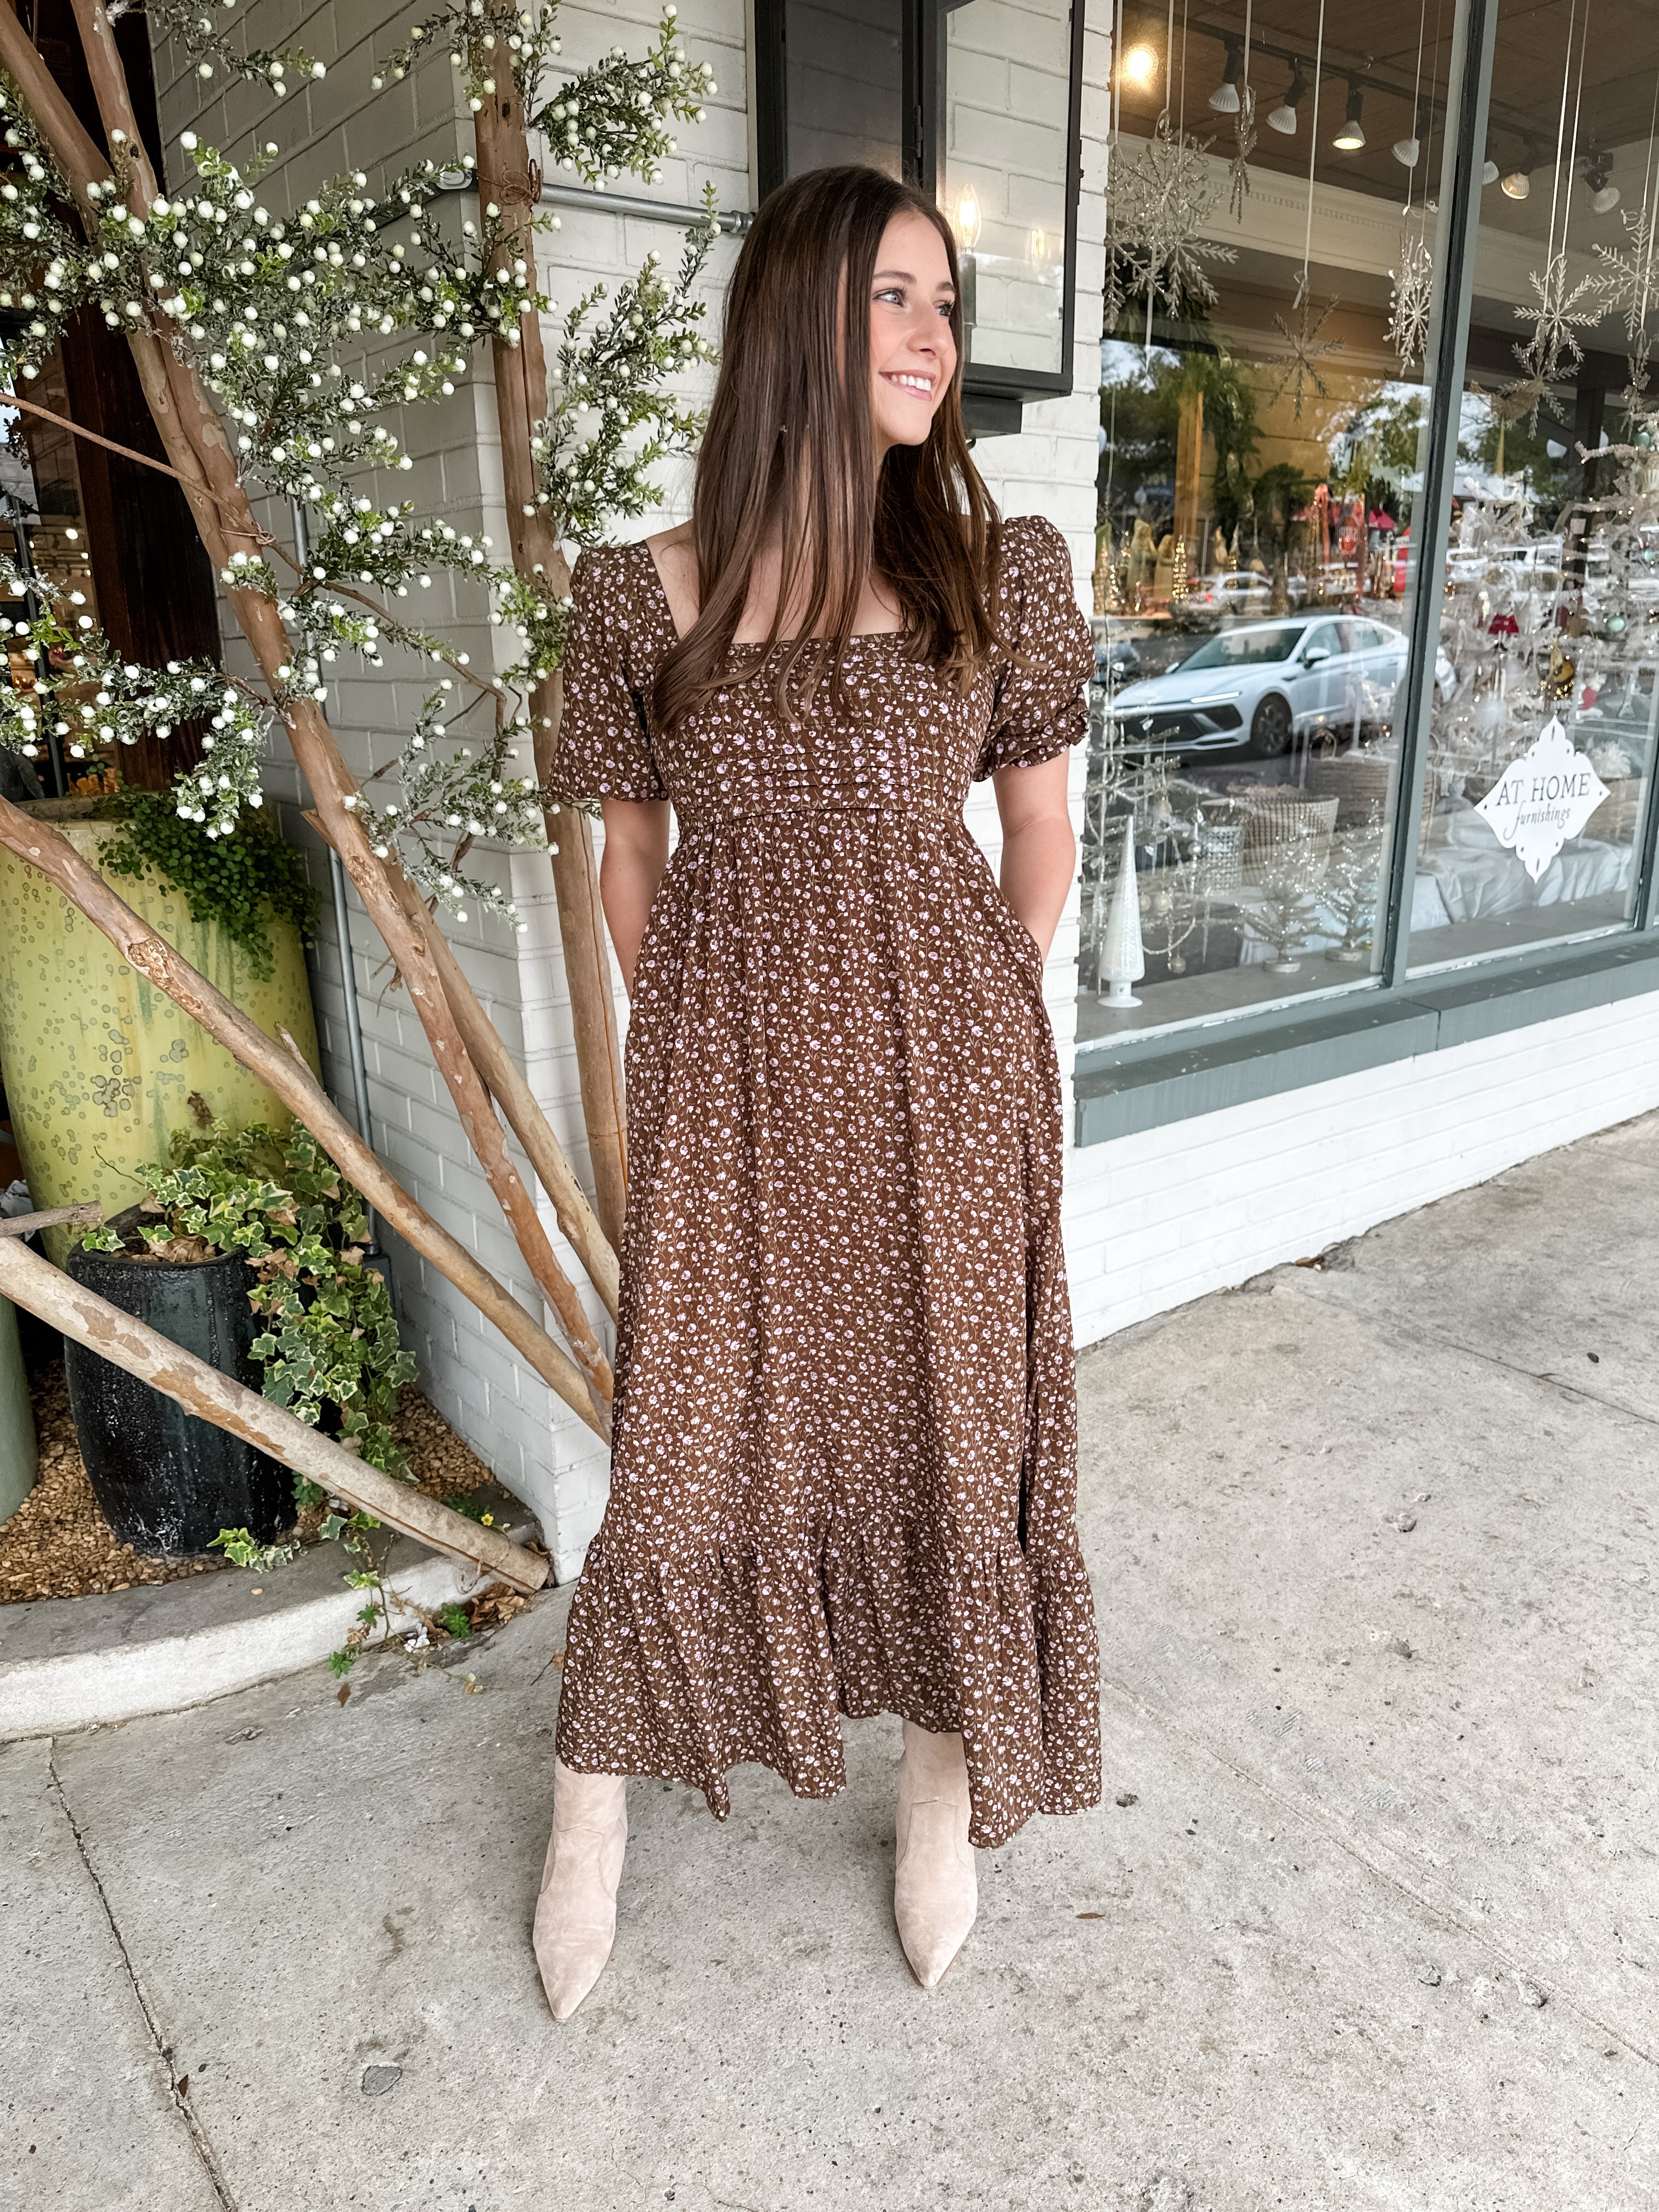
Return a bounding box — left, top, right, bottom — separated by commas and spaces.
1082, 3, 1458, 1039
1406, 0, 1659, 971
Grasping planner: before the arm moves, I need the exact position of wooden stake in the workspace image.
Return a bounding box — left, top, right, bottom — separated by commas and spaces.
16, 0, 616, 1414
0, 797, 608, 1438
0, 1235, 550, 1595
473, 85, 631, 1254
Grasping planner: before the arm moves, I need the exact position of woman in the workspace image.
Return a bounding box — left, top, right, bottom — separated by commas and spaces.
537, 163, 1101, 2019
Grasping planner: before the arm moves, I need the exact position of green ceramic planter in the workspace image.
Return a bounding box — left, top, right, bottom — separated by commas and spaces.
0, 801, 322, 1265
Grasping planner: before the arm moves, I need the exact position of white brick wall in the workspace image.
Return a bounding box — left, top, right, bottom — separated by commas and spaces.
1063, 990, 1659, 1345
148, 0, 1659, 1583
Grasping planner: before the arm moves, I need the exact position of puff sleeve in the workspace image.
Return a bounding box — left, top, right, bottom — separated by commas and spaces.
550, 547, 668, 803
974, 514, 1094, 781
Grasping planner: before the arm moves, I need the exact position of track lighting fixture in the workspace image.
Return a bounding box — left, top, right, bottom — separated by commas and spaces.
1208, 36, 1244, 113
1333, 83, 1366, 152
1267, 61, 1310, 135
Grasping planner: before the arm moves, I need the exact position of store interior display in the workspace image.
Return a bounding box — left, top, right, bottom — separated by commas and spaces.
1085, 0, 1659, 1042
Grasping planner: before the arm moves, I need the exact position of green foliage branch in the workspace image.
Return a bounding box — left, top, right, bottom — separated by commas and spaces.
0, 0, 717, 928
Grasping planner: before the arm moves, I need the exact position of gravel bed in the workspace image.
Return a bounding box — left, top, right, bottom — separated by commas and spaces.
1, 1361, 498, 1606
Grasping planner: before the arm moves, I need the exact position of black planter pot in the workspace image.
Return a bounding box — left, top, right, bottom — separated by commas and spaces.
64, 1208, 289, 1554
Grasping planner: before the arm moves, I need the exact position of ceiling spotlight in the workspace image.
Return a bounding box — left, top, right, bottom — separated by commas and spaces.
1393, 99, 1427, 167
1120, 42, 1158, 89
1333, 83, 1366, 152
1268, 62, 1310, 135
1482, 159, 1500, 185
1585, 152, 1620, 213
1500, 166, 1531, 200
1209, 35, 1244, 113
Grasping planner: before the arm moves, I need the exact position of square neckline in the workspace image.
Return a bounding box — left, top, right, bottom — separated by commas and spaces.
631, 539, 912, 652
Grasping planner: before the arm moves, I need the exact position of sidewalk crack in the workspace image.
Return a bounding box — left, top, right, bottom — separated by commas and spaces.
47, 1743, 238, 2211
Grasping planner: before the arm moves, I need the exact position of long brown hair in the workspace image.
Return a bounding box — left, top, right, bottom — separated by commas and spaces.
650, 164, 1003, 736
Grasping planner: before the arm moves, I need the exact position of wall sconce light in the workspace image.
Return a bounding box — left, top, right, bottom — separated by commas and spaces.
953, 185, 982, 251
1208, 36, 1244, 114
1267, 61, 1310, 135
1333, 83, 1367, 153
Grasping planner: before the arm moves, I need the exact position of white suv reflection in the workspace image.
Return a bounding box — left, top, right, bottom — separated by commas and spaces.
1105, 615, 1413, 759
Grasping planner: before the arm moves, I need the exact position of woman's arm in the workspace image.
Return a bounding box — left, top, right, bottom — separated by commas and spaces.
597, 797, 672, 996
991, 752, 1075, 963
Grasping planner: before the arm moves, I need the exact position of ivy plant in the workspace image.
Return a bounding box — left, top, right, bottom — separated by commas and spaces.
80, 1118, 416, 1475
94, 788, 320, 980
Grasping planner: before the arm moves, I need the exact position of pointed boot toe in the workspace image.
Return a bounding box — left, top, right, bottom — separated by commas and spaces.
533, 1760, 628, 2023
534, 1905, 617, 2022
894, 1723, 978, 1990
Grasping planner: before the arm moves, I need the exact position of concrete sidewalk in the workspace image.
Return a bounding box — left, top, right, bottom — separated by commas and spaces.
5, 1114, 1656, 2212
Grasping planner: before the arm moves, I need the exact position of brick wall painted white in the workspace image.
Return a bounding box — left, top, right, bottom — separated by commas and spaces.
1063, 990, 1659, 1347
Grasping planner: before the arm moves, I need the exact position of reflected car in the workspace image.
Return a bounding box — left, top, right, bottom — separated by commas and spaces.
1105, 615, 1414, 758
1184, 571, 1310, 614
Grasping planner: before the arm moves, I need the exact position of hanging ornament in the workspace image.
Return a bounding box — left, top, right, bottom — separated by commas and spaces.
1544, 638, 1578, 701
1269, 269, 1343, 421
1512, 0, 1598, 406
1387, 229, 1434, 370
1099, 817, 1145, 1007
1104, 117, 1238, 336
1266, 0, 1340, 422
1228, 0, 1257, 222
1514, 254, 1600, 385
1386, 0, 1434, 372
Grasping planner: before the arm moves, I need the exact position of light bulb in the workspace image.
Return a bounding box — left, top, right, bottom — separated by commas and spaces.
1333, 86, 1366, 152
954, 186, 981, 251
1120, 43, 1157, 88
1030, 225, 1049, 266
1500, 168, 1531, 200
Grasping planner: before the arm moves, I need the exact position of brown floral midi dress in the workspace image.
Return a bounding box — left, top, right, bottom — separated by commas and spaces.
550, 512, 1101, 1849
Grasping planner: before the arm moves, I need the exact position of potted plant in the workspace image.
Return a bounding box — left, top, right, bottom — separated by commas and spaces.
70, 1118, 415, 1555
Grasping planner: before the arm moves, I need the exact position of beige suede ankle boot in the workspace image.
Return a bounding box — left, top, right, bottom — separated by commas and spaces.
893, 1720, 977, 1989
533, 1759, 628, 2022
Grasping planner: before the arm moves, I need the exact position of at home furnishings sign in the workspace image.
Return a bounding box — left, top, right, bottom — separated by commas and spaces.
1475, 718, 1611, 880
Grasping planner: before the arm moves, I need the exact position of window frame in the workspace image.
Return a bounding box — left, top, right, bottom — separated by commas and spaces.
751, 0, 1087, 424
1074, 0, 1659, 1144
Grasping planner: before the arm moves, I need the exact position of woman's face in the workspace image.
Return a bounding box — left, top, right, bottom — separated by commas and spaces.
867, 211, 958, 460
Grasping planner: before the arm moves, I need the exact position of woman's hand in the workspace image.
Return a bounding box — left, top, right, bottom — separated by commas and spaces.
991, 753, 1075, 965
597, 797, 672, 996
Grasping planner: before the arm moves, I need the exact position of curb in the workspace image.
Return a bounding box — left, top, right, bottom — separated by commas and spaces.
0, 1522, 547, 1739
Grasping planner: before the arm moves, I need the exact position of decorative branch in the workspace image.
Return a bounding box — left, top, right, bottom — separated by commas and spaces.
0, 1233, 550, 1595
0, 792, 609, 1438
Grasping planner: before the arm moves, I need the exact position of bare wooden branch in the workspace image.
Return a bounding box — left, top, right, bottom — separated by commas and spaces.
0, 1235, 550, 1595
0, 797, 609, 1439
473, 89, 631, 1254
48, 0, 614, 1412
380, 862, 621, 1320
0, 1203, 105, 1240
